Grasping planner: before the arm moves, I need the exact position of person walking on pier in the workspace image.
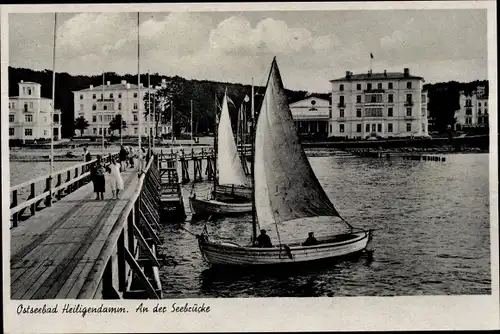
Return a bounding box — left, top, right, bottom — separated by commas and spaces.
90, 155, 106, 200
119, 146, 129, 171
108, 158, 124, 199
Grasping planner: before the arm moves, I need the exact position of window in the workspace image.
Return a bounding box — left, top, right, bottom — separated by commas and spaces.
377, 83, 382, 89
99, 128, 102, 135
377, 124, 382, 132
406, 94, 412, 102
103, 105, 108, 111
485, 102, 488, 106
356, 95, 362, 103
25, 114, 33, 122
134, 93, 138, 98
367, 83, 372, 90
133, 103, 138, 110
80, 104, 84, 111
388, 123, 393, 132
133, 114, 138, 122
9, 128, 14, 136
366, 94, 382, 103
134, 127, 138, 134
110, 93, 114, 99
92, 115, 97, 122
44, 130, 48, 136
118, 93, 122, 99
339, 84, 344, 91
465, 108, 472, 115
23, 87, 26, 94
80, 94, 83, 100
357, 84, 362, 90
118, 103, 122, 110
93, 94, 96, 99
9, 115, 14, 122
98, 115, 102, 122
406, 108, 412, 117
93, 128, 97, 134
356, 124, 362, 132
53, 114, 59, 122
478, 102, 481, 107
388, 94, 393, 103
24, 103, 28, 112
339, 96, 344, 105
485, 108, 488, 114
388, 82, 393, 89
329, 124, 332, 133
329, 109, 332, 118
478, 108, 482, 115
371, 124, 376, 132
25, 128, 33, 136
29, 102, 34, 109
339, 109, 345, 118
92, 104, 97, 111
28, 88, 32, 95
388, 107, 393, 117
364, 108, 383, 117
100, 93, 104, 100
406, 123, 412, 132
365, 124, 370, 132
339, 124, 345, 133
12, 102, 15, 109
407, 82, 412, 89
356, 108, 362, 117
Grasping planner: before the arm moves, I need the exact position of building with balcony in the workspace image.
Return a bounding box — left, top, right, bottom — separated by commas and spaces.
8, 80, 62, 142
454, 86, 489, 130
289, 97, 331, 138
329, 68, 429, 139
73, 79, 170, 138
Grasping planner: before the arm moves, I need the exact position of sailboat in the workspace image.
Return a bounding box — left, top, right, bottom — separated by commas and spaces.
197, 58, 373, 266
189, 92, 252, 216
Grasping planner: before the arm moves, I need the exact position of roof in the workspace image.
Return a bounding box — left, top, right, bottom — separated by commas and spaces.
18, 82, 41, 85
9, 96, 52, 100
74, 83, 155, 92
330, 72, 424, 82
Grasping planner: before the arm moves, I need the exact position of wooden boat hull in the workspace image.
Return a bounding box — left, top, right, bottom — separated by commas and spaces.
189, 197, 252, 216
198, 230, 372, 266
214, 184, 252, 201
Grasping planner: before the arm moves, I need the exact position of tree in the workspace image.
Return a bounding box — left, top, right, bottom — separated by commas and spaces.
109, 114, 127, 136
74, 116, 89, 137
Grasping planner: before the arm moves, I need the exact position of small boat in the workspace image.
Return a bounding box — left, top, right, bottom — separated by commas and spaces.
189, 92, 252, 216
197, 58, 373, 267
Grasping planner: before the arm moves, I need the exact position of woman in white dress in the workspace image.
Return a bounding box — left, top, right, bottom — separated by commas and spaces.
107, 158, 124, 199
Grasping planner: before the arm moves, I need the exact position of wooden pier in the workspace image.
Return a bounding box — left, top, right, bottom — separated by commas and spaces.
9, 155, 164, 299
345, 149, 446, 162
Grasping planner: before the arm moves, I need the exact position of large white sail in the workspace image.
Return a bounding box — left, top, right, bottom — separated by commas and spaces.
217, 93, 249, 186
254, 58, 340, 229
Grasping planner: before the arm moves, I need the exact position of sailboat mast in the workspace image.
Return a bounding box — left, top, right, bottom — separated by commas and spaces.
152, 89, 156, 149
213, 92, 218, 191
148, 72, 151, 150
137, 12, 142, 171
190, 100, 193, 147
251, 77, 257, 244
50, 12, 57, 195
170, 103, 174, 145
101, 72, 105, 154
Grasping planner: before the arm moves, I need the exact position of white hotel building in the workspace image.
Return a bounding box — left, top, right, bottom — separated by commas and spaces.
9, 81, 62, 142
329, 68, 429, 139
73, 80, 169, 137
454, 86, 489, 130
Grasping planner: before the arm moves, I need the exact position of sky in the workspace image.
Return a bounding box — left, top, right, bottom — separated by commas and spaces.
8, 8, 488, 93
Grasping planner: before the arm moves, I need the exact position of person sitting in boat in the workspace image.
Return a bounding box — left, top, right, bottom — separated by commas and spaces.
302, 232, 318, 246
255, 229, 273, 248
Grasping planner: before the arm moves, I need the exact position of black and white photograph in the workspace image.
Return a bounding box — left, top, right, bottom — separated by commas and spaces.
2, 1, 498, 332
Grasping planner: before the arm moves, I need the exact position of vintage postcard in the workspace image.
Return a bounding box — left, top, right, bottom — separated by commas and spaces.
1, 1, 498, 333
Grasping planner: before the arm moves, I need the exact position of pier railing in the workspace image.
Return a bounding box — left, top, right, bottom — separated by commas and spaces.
158, 145, 252, 162
78, 154, 162, 299
10, 152, 119, 228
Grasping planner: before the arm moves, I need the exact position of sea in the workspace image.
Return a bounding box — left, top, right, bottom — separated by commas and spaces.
8, 152, 491, 297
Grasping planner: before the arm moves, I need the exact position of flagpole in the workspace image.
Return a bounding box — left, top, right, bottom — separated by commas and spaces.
148, 72, 151, 151
190, 100, 193, 147
170, 102, 174, 146
250, 77, 256, 244
101, 72, 105, 154
137, 12, 142, 172
50, 12, 57, 206
152, 89, 156, 149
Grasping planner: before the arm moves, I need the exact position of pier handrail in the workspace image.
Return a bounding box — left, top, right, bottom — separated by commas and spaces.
10, 152, 119, 227
78, 154, 158, 299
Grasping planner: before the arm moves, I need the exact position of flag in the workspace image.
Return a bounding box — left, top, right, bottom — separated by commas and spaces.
370, 53, 374, 59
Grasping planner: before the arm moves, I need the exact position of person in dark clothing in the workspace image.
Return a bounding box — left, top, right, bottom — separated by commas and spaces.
119, 146, 128, 170
302, 232, 318, 246
255, 229, 273, 248
83, 147, 92, 162
90, 155, 106, 200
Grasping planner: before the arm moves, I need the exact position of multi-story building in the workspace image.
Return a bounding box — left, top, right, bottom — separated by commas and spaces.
9, 80, 62, 142
73, 79, 169, 137
329, 68, 428, 139
289, 96, 331, 138
454, 86, 489, 130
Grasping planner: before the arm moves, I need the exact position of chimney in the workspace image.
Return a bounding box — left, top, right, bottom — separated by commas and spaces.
384, 70, 387, 77
367, 70, 372, 77
121, 80, 127, 85
90, 84, 93, 89
404, 68, 409, 77
126, 83, 131, 89
106, 81, 111, 86
345, 71, 351, 79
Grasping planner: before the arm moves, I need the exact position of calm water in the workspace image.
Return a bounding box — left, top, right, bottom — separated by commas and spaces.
158, 153, 491, 297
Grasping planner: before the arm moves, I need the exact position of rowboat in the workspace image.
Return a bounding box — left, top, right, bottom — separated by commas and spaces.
197, 58, 374, 267
188, 91, 252, 216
